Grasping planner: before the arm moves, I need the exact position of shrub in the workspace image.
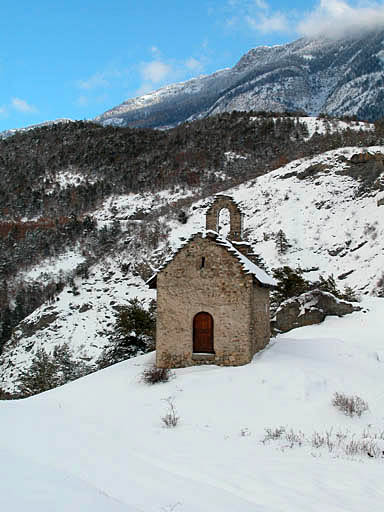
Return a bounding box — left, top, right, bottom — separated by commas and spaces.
0, 387, 18, 400
161, 397, 179, 428
98, 298, 156, 368
340, 285, 359, 302
142, 364, 174, 385
262, 426, 383, 459
18, 344, 92, 397
332, 392, 369, 417
271, 266, 310, 308
271, 266, 352, 311
376, 273, 384, 297
177, 210, 188, 224
18, 347, 61, 396
262, 426, 286, 442
262, 426, 304, 447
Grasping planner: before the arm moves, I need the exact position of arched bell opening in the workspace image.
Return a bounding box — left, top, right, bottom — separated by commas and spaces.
217, 208, 231, 239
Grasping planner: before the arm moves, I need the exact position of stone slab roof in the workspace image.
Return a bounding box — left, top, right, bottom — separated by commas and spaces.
146, 230, 276, 289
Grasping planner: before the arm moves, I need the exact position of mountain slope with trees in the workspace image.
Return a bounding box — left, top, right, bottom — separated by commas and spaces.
1, 125, 384, 393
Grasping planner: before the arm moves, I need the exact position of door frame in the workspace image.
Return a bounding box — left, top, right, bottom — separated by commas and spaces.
193, 312, 214, 353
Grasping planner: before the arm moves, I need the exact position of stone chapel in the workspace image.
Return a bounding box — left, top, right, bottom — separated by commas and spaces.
147, 195, 276, 368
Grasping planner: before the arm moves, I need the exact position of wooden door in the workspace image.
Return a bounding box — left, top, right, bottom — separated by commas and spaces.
193, 312, 214, 353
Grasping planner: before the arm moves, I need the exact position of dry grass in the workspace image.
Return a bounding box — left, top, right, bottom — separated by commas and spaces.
141, 365, 175, 385
161, 397, 179, 428
332, 392, 369, 417
262, 426, 384, 460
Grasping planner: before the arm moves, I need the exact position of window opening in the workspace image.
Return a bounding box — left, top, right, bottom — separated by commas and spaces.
200, 256, 205, 269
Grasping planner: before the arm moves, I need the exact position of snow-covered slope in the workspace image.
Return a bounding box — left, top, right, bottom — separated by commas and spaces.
0, 118, 74, 139
1, 144, 384, 391
96, 29, 384, 128
1, 298, 384, 511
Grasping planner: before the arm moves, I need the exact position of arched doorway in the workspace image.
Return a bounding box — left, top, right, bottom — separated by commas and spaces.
193, 312, 214, 353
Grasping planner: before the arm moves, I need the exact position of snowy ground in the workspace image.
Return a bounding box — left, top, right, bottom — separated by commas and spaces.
1, 298, 383, 511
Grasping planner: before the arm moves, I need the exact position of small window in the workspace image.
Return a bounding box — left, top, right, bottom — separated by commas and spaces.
200, 256, 205, 269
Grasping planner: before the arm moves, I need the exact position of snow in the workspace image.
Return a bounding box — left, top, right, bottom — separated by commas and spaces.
212, 232, 276, 286
1, 298, 384, 511
249, 116, 374, 141
149, 230, 276, 288
224, 151, 248, 161
21, 249, 85, 282
0, 118, 74, 140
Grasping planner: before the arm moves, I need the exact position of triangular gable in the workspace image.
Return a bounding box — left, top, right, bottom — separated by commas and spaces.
146, 230, 276, 289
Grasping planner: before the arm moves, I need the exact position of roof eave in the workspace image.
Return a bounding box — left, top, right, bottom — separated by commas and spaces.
146, 275, 157, 289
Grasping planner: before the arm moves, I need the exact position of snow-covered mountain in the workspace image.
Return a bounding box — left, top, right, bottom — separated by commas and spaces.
1, 138, 383, 392
96, 29, 384, 128
0, 118, 74, 139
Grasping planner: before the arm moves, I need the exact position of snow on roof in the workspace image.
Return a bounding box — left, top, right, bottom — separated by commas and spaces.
209, 231, 277, 287
146, 230, 276, 288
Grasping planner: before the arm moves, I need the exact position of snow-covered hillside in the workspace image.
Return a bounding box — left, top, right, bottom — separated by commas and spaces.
1, 298, 384, 511
1, 144, 384, 391
0, 118, 74, 139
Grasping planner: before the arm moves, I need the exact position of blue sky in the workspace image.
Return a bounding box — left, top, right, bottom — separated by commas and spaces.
1, 0, 383, 131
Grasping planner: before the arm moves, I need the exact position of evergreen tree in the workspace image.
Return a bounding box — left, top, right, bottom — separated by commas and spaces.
272, 266, 311, 307
19, 348, 60, 396
98, 298, 156, 368
18, 344, 92, 397
275, 229, 291, 255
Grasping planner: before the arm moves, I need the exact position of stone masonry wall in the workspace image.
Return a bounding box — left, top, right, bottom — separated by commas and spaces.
251, 285, 270, 353
156, 236, 256, 368
205, 195, 243, 241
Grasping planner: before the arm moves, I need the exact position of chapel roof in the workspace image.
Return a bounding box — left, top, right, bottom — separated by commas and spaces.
146, 230, 276, 289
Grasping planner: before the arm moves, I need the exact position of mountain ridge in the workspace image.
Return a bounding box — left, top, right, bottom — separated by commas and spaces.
96, 29, 384, 128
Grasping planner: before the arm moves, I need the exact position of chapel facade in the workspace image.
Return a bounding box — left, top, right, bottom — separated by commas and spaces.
147, 195, 275, 368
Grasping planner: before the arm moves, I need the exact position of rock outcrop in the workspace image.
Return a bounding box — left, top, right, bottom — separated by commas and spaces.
271, 290, 361, 334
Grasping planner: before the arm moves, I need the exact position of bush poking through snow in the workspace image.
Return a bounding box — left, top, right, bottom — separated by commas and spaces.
332, 392, 369, 417
161, 397, 179, 428
262, 426, 286, 442
262, 426, 384, 459
262, 427, 304, 447
142, 364, 174, 385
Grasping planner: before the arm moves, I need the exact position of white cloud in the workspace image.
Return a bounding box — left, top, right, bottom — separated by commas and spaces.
185, 57, 204, 72
254, 0, 268, 9
298, 0, 384, 39
76, 95, 89, 107
246, 12, 289, 33
135, 83, 155, 96
141, 60, 172, 83
76, 93, 109, 108
225, 0, 291, 35
150, 46, 161, 57
78, 72, 110, 90
0, 105, 8, 117
225, 0, 384, 39
135, 47, 209, 97
11, 97, 38, 113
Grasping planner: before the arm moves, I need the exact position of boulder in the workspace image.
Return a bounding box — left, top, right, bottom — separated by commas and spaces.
271, 290, 361, 334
